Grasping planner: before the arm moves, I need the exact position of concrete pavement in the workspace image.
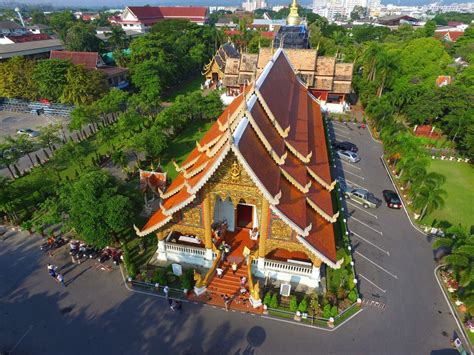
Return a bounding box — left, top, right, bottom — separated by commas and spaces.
0, 120, 464, 354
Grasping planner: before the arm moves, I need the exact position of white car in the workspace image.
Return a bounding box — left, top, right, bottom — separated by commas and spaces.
17, 128, 40, 138
337, 150, 360, 163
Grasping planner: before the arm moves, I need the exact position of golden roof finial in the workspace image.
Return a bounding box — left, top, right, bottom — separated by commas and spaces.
287, 0, 301, 26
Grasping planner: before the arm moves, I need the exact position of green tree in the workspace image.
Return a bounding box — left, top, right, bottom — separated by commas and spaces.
105, 25, 128, 50
70, 105, 100, 133
0, 142, 20, 179
49, 11, 76, 39
52, 141, 86, 170
38, 124, 62, 153
112, 49, 130, 68
0, 57, 37, 100
33, 59, 72, 102
64, 23, 103, 52
269, 293, 279, 308
31, 11, 48, 25
350, 5, 367, 20
60, 65, 107, 105
424, 20, 437, 37
7, 135, 36, 166
289, 295, 298, 312
412, 184, 447, 220
60, 170, 135, 247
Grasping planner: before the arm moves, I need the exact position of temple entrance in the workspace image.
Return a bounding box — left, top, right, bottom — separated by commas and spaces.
212, 72, 219, 82
213, 196, 235, 232
236, 204, 253, 229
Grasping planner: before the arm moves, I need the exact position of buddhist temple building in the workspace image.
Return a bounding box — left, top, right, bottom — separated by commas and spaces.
273, 0, 310, 49
136, 49, 342, 301
202, 42, 240, 83
219, 47, 353, 113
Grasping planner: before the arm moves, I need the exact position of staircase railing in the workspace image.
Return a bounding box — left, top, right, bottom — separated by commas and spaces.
247, 249, 261, 302
194, 245, 221, 288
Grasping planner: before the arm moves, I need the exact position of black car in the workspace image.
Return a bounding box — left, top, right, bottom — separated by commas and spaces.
382, 190, 402, 209
332, 141, 358, 153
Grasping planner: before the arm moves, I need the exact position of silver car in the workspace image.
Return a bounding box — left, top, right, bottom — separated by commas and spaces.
344, 187, 382, 209
337, 150, 360, 163
17, 128, 40, 138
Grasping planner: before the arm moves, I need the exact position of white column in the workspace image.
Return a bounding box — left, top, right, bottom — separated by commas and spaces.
257, 257, 265, 271
204, 248, 214, 261
156, 240, 167, 262
311, 265, 321, 286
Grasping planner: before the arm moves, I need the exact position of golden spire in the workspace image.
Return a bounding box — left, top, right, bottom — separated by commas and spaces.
287, 0, 301, 26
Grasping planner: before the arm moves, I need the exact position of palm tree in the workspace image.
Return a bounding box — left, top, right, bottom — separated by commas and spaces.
362, 42, 381, 82
375, 51, 397, 97
412, 185, 446, 220
105, 25, 128, 50
111, 150, 128, 170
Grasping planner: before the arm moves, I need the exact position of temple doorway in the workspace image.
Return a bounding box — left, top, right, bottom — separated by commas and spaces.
213, 196, 235, 232
236, 200, 257, 229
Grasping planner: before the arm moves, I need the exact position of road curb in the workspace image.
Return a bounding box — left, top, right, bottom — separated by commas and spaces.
379, 155, 425, 236
434, 265, 473, 353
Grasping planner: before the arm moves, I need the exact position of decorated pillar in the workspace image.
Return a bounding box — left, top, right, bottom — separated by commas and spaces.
203, 188, 213, 260
258, 198, 270, 268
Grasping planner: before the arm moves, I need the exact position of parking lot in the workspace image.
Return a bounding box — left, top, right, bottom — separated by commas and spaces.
326, 118, 467, 348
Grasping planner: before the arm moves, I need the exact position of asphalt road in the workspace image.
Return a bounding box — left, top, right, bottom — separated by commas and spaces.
0, 120, 464, 355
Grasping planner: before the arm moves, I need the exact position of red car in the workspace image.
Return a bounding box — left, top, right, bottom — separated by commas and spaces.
382, 190, 402, 209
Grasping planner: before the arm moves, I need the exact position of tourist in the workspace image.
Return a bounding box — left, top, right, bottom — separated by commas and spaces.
223, 294, 231, 311
56, 273, 66, 287
216, 267, 223, 279
163, 285, 169, 298
231, 262, 237, 275
240, 276, 246, 287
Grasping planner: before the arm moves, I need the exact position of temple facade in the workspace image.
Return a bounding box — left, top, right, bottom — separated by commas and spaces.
136, 49, 342, 304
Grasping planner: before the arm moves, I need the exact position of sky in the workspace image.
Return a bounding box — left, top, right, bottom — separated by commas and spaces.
6, 0, 468, 8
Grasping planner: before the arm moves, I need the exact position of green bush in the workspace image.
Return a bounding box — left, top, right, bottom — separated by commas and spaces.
129, 264, 137, 279
298, 298, 308, 313
152, 268, 167, 285
263, 292, 272, 306
338, 116, 343, 123
322, 304, 331, 318
20, 221, 33, 233
180, 274, 192, 290
270, 293, 279, 308
330, 305, 338, 317
348, 289, 358, 302
289, 295, 298, 312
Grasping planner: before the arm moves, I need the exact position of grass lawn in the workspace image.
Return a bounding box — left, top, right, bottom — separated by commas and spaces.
162, 75, 204, 102
422, 160, 474, 228
160, 120, 214, 180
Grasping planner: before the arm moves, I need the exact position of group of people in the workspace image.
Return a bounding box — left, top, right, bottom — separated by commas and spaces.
47, 263, 66, 287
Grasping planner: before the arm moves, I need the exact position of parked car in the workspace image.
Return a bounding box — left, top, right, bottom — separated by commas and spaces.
17, 128, 39, 138
382, 190, 402, 209
344, 187, 382, 208
332, 141, 358, 152
337, 150, 360, 163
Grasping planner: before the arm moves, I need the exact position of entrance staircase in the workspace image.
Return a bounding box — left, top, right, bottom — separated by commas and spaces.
207, 261, 248, 297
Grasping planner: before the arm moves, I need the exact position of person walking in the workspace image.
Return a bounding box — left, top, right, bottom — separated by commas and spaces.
231, 262, 237, 275
163, 285, 169, 299
216, 267, 223, 279
47, 264, 57, 278
56, 273, 66, 287
223, 294, 231, 312
240, 276, 246, 287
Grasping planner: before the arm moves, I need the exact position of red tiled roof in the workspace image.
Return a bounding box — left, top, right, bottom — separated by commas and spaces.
436, 75, 452, 87
435, 31, 464, 42
50, 50, 99, 69
138, 49, 337, 264
127, 6, 207, 22
8, 34, 50, 43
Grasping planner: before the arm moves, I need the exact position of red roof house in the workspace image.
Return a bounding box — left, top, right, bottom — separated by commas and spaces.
435, 31, 464, 42
114, 6, 209, 33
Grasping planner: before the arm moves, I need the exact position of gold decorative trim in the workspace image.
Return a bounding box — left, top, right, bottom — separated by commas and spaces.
162, 194, 196, 216
246, 110, 286, 165
306, 197, 339, 223
296, 235, 339, 269
160, 183, 186, 199
255, 89, 289, 138
280, 167, 311, 194
206, 132, 228, 158
307, 167, 336, 191
270, 205, 309, 237
198, 135, 221, 153
176, 156, 200, 172
231, 144, 281, 206
285, 141, 312, 163
133, 214, 173, 236
183, 161, 208, 179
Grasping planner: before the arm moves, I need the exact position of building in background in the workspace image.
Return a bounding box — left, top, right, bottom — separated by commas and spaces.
50, 50, 129, 89
242, 0, 268, 12
111, 6, 209, 33
273, 0, 310, 49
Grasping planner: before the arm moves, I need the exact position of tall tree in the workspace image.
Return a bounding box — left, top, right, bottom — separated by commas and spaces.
38, 124, 62, 153
49, 11, 76, 39
33, 59, 72, 102
105, 25, 128, 50
59, 170, 135, 247
60, 65, 107, 105
64, 23, 103, 52
0, 57, 37, 100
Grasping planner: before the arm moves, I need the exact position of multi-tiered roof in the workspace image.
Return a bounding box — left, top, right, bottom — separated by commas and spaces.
136, 49, 339, 267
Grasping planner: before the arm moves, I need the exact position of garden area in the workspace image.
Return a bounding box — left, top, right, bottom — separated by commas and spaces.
422, 160, 474, 228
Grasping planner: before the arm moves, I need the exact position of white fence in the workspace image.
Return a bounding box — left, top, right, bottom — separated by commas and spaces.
254, 258, 313, 276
